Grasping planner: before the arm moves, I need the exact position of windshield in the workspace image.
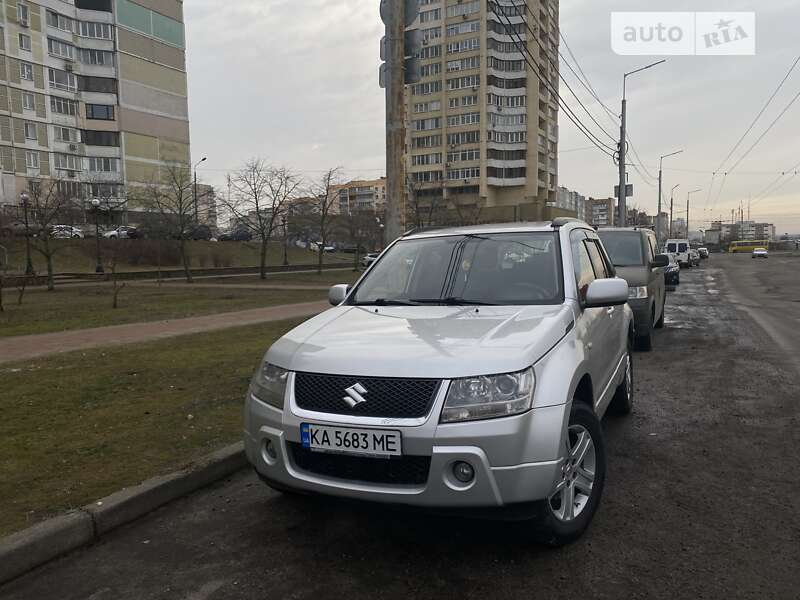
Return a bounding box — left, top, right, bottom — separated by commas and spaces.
351, 232, 563, 306
598, 232, 644, 267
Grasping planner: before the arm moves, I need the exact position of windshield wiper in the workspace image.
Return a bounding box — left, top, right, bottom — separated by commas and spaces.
410, 297, 496, 306
354, 298, 419, 306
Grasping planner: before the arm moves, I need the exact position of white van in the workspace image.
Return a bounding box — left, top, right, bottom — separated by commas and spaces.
664, 239, 691, 267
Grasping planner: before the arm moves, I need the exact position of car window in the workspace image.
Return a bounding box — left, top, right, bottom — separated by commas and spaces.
647, 235, 657, 261
678, 243, 688, 252
351, 232, 563, 306
667, 242, 677, 253
597, 231, 644, 266
585, 240, 610, 279
570, 230, 595, 299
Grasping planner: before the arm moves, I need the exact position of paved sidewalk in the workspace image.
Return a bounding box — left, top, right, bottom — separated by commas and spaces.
0, 300, 328, 364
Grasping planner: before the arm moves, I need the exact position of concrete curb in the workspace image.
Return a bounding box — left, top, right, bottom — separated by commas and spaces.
0, 442, 246, 585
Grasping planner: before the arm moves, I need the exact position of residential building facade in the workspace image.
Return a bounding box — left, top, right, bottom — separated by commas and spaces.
405, 0, 559, 225
556, 185, 586, 222
334, 177, 387, 215
587, 197, 615, 228
0, 0, 189, 224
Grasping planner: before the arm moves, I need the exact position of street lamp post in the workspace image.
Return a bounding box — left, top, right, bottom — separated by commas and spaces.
686, 188, 702, 239
193, 157, 207, 222
618, 60, 667, 227
91, 198, 104, 274
658, 150, 683, 245
669, 184, 680, 238
20, 191, 34, 276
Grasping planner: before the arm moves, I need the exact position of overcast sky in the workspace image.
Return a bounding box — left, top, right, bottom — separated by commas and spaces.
184, 0, 800, 234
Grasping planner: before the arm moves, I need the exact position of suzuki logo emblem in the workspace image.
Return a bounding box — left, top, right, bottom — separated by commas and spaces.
343, 383, 368, 408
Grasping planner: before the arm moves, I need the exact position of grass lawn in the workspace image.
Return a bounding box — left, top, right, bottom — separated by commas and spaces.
198, 269, 362, 287
0, 317, 306, 537
0, 284, 325, 338
0, 239, 352, 275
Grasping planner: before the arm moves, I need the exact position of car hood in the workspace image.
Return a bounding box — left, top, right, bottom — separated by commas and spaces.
614, 266, 651, 287
266, 304, 575, 379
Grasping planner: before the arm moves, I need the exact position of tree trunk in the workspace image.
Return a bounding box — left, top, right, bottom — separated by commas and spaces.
44, 239, 55, 291
353, 246, 359, 272
180, 238, 193, 283
156, 240, 162, 287
17, 276, 27, 305
0, 275, 4, 312
317, 246, 323, 275
260, 238, 268, 280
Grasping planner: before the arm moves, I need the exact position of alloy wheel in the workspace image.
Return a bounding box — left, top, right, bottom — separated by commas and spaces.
549, 424, 596, 522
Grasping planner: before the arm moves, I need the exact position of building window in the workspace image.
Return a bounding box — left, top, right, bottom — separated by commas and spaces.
487, 130, 527, 143
54, 126, 76, 142
447, 57, 480, 72
17, 3, 29, 26
447, 112, 480, 126
78, 76, 117, 94
446, 21, 480, 37
20, 62, 34, 81
50, 96, 78, 116
487, 93, 526, 108
18, 33, 31, 52
447, 38, 480, 54
411, 152, 442, 166
54, 153, 81, 171
87, 157, 118, 173
411, 134, 442, 149
410, 81, 442, 96
417, 45, 441, 59
79, 49, 114, 66
419, 8, 441, 23
46, 10, 74, 32
448, 149, 481, 162
83, 130, 119, 146
25, 151, 39, 169
413, 100, 441, 113
447, 130, 480, 145
22, 93, 35, 111
446, 1, 479, 18
24, 122, 37, 140
490, 113, 526, 126
446, 75, 480, 90
487, 167, 527, 179
412, 117, 441, 131
487, 149, 527, 161
487, 75, 527, 89
422, 26, 441, 41
86, 104, 115, 120
410, 170, 442, 183
48, 38, 74, 59
49, 69, 77, 92
79, 21, 113, 40
447, 167, 480, 180
420, 63, 441, 78
488, 57, 526, 72
86, 182, 124, 199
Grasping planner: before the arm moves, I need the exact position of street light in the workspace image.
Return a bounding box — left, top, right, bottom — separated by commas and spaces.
658, 150, 683, 245
669, 184, 680, 238
193, 157, 207, 222
91, 198, 104, 274
618, 59, 667, 227
20, 191, 34, 276
686, 188, 702, 239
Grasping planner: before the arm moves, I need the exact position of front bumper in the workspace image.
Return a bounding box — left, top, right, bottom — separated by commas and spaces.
244, 380, 567, 509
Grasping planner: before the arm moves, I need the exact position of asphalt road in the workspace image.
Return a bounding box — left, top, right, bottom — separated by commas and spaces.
3, 256, 799, 599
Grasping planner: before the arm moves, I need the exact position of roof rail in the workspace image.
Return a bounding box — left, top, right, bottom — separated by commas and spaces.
551, 217, 582, 229
402, 226, 440, 237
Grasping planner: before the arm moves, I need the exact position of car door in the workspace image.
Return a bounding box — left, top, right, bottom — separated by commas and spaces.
569, 230, 609, 399
584, 234, 623, 392
646, 233, 664, 323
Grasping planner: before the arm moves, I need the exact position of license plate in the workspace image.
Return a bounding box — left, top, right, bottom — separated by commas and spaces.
300, 423, 402, 457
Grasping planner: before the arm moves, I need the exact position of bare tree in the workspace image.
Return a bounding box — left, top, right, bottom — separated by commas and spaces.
27, 178, 78, 291
134, 164, 196, 283
451, 197, 483, 227
340, 208, 381, 271
307, 168, 343, 275
223, 160, 301, 279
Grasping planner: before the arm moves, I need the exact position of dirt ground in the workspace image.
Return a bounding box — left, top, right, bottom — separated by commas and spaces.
2, 256, 799, 599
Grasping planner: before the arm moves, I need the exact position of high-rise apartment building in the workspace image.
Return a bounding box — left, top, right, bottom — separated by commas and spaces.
405, 0, 559, 225
0, 0, 189, 223
334, 177, 387, 215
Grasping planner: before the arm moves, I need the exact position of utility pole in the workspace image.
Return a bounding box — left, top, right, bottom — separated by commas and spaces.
669, 184, 679, 239
380, 0, 419, 245
686, 188, 702, 239
658, 150, 683, 244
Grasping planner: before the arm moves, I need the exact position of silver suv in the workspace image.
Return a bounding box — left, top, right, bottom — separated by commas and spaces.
244, 220, 634, 545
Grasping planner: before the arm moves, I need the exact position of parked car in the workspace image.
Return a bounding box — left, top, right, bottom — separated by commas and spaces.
0, 220, 31, 238
50, 225, 84, 239
219, 229, 253, 242
752, 247, 769, 259
310, 241, 335, 253
359, 252, 380, 268
104, 226, 139, 239
664, 253, 681, 285
245, 219, 635, 546
664, 239, 691, 267
187, 224, 213, 241
689, 248, 701, 267
698, 247, 709, 259
598, 227, 668, 351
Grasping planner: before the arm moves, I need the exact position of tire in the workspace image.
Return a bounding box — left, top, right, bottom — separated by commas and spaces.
609, 341, 634, 415
655, 298, 665, 329
530, 402, 607, 547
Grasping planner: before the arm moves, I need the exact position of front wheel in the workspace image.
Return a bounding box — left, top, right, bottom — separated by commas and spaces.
530, 402, 607, 546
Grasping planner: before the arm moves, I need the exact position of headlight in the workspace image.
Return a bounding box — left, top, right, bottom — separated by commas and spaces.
252, 362, 289, 409
441, 368, 534, 423
628, 286, 648, 299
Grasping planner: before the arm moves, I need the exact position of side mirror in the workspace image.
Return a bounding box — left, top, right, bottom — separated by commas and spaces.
585, 278, 628, 308
328, 284, 350, 306
652, 254, 669, 268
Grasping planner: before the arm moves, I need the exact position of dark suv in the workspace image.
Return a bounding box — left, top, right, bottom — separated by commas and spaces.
597, 228, 669, 351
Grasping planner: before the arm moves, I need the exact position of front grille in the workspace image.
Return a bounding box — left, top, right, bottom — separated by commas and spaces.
294, 372, 440, 418
288, 443, 431, 486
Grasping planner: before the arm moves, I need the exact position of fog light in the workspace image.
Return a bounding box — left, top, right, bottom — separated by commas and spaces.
453, 461, 475, 483
264, 440, 277, 460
